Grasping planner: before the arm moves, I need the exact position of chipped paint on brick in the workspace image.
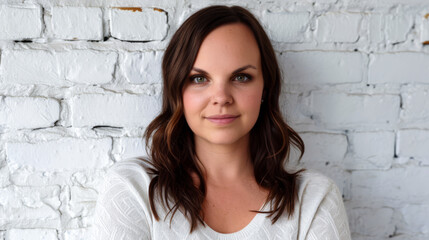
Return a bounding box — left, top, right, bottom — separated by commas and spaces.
113, 7, 142, 12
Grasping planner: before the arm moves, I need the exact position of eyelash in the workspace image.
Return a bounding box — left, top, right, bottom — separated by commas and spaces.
188, 73, 253, 84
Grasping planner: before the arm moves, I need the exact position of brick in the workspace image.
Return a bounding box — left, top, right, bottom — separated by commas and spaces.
262, 12, 310, 42
0, 165, 9, 188
0, 97, 60, 129
69, 94, 161, 127
315, 12, 361, 42
369, 14, 413, 44
280, 93, 312, 125
58, 185, 95, 229
0, 185, 61, 229
368, 53, 429, 84
119, 137, 148, 160
397, 130, 429, 163
311, 92, 400, 128
298, 132, 347, 166
1, 51, 59, 85
5, 228, 58, 240
63, 228, 92, 240
110, 8, 168, 41
123, 51, 163, 84
292, 132, 350, 198
344, 131, 394, 170
347, 0, 429, 6
1, 50, 117, 85
389, 235, 429, 240
307, 166, 351, 200
401, 87, 429, 125
6, 138, 112, 171
385, 15, 413, 44
349, 207, 395, 237
369, 14, 384, 44
66, 186, 98, 218
399, 204, 429, 234
279, 51, 365, 85
0, 5, 42, 40
62, 51, 117, 84
421, 14, 429, 44
52, 7, 103, 40
351, 167, 429, 204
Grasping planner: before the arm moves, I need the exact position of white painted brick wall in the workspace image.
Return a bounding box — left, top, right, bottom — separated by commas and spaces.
399, 204, 429, 234
0, 97, 60, 129
385, 15, 413, 44
349, 207, 395, 237
6, 138, 112, 171
68, 94, 160, 127
369, 14, 385, 44
1, 0, 429, 239
0, 5, 42, 40
123, 51, 163, 84
5, 228, 58, 240
116, 137, 148, 160
369, 53, 429, 84
400, 86, 429, 127
352, 167, 429, 204
0, 185, 61, 229
311, 92, 400, 128
298, 132, 348, 167
344, 131, 395, 170
110, 8, 168, 41
421, 14, 429, 43
1, 50, 117, 85
262, 11, 310, 43
52, 7, 103, 41
62, 228, 92, 240
315, 12, 361, 43
280, 51, 365, 84
397, 130, 429, 164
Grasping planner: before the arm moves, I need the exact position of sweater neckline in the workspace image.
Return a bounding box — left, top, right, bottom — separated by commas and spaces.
198, 201, 270, 239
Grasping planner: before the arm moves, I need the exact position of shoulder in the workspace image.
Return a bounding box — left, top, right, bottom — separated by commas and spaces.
108, 157, 151, 176
92, 157, 154, 239
296, 169, 338, 202
294, 170, 351, 240
106, 157, 153, 186
100, 157, 154, 202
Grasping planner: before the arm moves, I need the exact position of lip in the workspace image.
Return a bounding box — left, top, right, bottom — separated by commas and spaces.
205, 114, 239, 124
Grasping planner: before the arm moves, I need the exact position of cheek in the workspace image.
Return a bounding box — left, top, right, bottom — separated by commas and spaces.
182, 91, 201, 118
241, 88, 263, 111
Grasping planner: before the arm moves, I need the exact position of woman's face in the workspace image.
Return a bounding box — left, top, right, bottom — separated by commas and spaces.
182, 23, 264, 147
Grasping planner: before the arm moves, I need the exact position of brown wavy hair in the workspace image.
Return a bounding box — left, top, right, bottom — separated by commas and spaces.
142, 5, 305, 233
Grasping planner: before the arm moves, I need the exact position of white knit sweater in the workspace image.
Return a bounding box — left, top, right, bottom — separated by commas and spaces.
92, 158, 352, 240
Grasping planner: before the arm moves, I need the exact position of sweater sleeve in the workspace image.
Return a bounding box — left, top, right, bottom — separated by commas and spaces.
91, 160, 153, 240
304, 180, 352, 240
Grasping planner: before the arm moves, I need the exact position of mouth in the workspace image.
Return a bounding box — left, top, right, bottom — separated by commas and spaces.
205, 115, 239, 124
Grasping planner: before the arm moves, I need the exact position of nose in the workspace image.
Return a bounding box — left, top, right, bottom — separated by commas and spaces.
211, 81, 233, 106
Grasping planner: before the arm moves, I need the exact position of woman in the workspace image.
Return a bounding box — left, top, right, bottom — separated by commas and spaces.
93, 5, 351, 239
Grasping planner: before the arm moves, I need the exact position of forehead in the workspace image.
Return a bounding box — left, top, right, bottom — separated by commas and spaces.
192, 23, 261, 70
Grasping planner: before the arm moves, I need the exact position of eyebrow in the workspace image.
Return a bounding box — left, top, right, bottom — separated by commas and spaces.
191, 64, 257, 75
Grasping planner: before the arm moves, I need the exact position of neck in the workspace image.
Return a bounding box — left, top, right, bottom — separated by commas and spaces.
194, 134, 255, 186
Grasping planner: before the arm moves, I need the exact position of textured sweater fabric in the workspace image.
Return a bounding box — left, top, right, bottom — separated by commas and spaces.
92, 158, 352, 240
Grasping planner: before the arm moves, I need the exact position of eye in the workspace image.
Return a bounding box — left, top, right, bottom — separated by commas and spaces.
233, 74, 252, 82
189, 75, 207, 84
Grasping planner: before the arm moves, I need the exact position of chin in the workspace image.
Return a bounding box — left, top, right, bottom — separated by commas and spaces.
198, 132, 250, 146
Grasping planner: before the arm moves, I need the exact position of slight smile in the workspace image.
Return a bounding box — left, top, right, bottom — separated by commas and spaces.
205, 115, 239, 124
